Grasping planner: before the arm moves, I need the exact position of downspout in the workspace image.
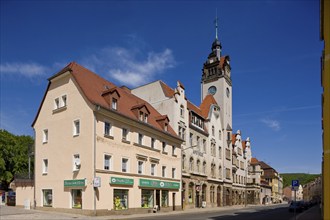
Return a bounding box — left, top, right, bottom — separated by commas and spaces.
93, 109, 97, 216
33, 128, 36, 209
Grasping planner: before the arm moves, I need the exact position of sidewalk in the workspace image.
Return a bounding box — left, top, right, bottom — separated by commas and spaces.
0, 203, 284, 220
295, 205, 322, 220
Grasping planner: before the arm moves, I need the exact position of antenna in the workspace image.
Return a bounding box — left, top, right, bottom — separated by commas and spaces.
215, 8, 219, 40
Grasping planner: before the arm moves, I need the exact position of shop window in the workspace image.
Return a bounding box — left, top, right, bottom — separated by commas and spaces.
114, 189, 128, 210
161, 190, 169, 207
42, 189, 52, 207
141, 189, 154, 208
72, 189, 82, 209
188, 185, 194, 204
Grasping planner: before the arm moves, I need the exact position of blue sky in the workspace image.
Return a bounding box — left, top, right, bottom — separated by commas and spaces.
0, 0, 323, 174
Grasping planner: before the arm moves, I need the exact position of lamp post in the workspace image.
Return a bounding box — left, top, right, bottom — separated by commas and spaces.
245, 162, 250, 207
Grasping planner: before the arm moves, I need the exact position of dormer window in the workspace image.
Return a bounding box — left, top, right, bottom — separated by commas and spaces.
164, 123, 168, 131
144, 114, 148, 123
112, 98, 117, 110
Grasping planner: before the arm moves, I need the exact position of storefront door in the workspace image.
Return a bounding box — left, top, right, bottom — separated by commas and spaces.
172, 193, 176, 210
156, 190, 160, 210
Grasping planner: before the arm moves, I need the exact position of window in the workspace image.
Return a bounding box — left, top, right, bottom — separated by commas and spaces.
62, 95, 67, 107
182, 154, 186, 170
73, 154, 80, 171
151, 164, 156, 176
144, 114, 148, 122
189, 133, 193, 146
203, 139, 206, 153
189, 157, 194, 172
203, 161, 206, 174
54, 98, 60, 109
72, 189, 82, 209
172, 168, 176, 178
161, 190, 169, 207
138, 133, 144, 145
104, 154, 111, 170
141, 189, 154, 208
162, 166, 166, 177
151, 138, 155, 149
162, 142, 166, 152
172, 146, 175, 156
197, 136, 200, 150
122, 158, 128, 172
178, 126, 186, 140
218, 146, 222, 159
211, 163, 215, 178
196, 160, 200, 173
219, 166, 222, 178
219, 130, 222, 140
140, 111, 144, 121
212, 126, 215, 136
114, 189, 128, 210
226, 168, 231, 180
227, 132, 231, 142
122, 128, 129, 141
43, 189, 52, 207
180, 105, 184, 118
164, 123, 168, 131
43, 129, 48, 143
42, 159, 48, 174
104, 122, 112, 136
112, 98, 117, 110
73, 120, 80, 136
138, 161, 144, 174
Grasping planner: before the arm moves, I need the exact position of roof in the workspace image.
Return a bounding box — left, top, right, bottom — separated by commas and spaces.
250, 157, 259, 165
33, 62, 179, 139
199, 95, 218, 118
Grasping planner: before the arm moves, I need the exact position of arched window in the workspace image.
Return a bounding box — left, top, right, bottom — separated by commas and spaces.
212, 126, 215, 136
197, 160, 201, 173
219, 165, 222, 179
211, 163, 216, 178
189, 157, 194, 172
180, 105, 184, 118
203, 161, 206, 174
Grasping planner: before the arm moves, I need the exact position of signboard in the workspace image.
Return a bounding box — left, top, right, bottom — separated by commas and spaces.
292, 180, 299, 191
139, 179, 180, 189
93, 177, 101, 187
64, 179, 86, 187
110, 177, 134, 186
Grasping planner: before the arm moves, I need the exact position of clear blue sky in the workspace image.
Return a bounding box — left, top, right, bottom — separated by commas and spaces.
0, 0, 323, 174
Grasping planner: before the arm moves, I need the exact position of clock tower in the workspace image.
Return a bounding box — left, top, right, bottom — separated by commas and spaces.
201, 17, 232, 133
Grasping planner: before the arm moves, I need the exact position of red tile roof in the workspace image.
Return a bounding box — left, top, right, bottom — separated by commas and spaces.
33, 62, 179, 139
250, 157, 259, 165
232, 134, 236, 145
200, 95, 218, 118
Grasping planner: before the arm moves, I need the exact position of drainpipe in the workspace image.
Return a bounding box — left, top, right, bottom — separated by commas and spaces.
93, 109, 97, 216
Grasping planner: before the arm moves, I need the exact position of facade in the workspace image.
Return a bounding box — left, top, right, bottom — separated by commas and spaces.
291, 185, 303, 201
31, 63, 183, 215
283, 186, 292, 202
321, 0, 330, 219
303, 176, 321, 203
247, 157, 261, 205
259, 161, 283, 203
260, 180, 272, 205
132, 28, 258, 208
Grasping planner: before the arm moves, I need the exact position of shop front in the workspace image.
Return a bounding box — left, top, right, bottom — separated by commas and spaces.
139, 179, 180, 211
63, 179, 86, 209
110, 177, 134, 211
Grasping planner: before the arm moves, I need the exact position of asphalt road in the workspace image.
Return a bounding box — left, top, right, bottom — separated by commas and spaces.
135, 204, 294, 220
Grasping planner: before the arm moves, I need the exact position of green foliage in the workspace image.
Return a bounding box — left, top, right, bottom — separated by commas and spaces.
0, 129, 34, 190
281, 173, 321, 188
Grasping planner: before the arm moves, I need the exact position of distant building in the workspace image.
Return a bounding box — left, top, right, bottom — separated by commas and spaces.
283, 186, 292, 202
291, 185, 303, 201
303, 176, 321, 203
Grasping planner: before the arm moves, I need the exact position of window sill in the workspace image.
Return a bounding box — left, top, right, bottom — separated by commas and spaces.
73, 134, 80, 137
122, 139, 130, 144
104, 134, 114, 140
52, 106, 67, 114
43, 141, 48, 144
172, 154, 177, 157
42, 172, 48, 175
162, 151, 168, 155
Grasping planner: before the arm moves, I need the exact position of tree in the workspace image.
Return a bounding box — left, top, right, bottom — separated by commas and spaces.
0, 129, 34, 190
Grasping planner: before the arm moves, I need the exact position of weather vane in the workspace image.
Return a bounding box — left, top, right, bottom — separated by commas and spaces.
215, 8, 219, 40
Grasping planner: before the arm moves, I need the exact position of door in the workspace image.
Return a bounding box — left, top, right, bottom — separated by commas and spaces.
172, 193, 176, 211
156, 190, 160, 210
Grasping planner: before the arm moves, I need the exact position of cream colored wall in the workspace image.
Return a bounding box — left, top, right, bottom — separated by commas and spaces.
33, 72, 95, 210
15, 185, 34, 207
93, 110, 182, 210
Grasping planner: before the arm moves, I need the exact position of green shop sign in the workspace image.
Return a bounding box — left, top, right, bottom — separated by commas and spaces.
110, 177, 134, 186
64, 179, 86, 187
139, 179, 180, 189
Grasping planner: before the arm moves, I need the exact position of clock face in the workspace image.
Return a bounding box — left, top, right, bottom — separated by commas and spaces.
226, 88, 230, 98
208, 86, 217, 95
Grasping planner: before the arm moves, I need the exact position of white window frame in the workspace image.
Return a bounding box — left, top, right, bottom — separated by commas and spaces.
61, 95, 67, 107
42, 159, 48, 174
112, 98, 117, 110
138, 160, 144, 174
73, 154, 80, 171
162, 142, 166, 152
151, 163, 156, 176
43, 129, 48, 143
104, 121, 112, 136
54, 98, 60, 109
162, 166, 166, 177
151, 138, 155, 149
122, 158, 129, 173
122, 128, 129, 141
172, 168, 176, 178
138, 133, 144, 145
73, 120, 80, 136
104, 154, 112, 170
